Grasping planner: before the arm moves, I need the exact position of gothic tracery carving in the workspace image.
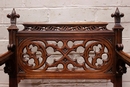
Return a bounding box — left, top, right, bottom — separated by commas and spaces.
18, 38, 113, 73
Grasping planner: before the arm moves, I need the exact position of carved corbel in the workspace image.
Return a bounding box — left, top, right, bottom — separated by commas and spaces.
116, 59, 127, 75
116, 44, 127, 75
4, 62, 12, 75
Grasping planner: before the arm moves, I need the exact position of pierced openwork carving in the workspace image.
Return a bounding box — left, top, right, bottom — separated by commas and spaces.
18, 38, 113, 73
84, 41, 110, 70
23, 25, 108, 31
19, 41, 47, 71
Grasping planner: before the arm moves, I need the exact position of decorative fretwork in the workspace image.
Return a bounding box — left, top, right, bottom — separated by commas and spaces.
22, 25, 108, 31
18, 38, 113, 73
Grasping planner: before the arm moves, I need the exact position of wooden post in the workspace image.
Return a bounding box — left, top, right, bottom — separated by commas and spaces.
111, 8, 126, 87
5, 8, 20, 87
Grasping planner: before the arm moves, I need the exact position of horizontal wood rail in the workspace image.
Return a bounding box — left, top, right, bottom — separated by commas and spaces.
0, 51, 13, 65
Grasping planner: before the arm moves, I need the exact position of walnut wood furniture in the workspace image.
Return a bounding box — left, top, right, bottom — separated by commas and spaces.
0, 8, 130, 87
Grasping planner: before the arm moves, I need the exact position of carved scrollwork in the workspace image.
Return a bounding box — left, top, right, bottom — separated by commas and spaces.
23, 25, 107, 31
18, 38, 113, 73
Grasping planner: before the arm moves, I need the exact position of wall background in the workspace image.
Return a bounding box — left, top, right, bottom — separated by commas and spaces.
0, 0, 130, 87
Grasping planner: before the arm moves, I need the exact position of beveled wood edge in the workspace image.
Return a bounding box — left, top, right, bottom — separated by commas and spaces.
17, 72, 115, 79
23, 22, 108, 26
18, 30, 113, 33
0, 51, 14, 65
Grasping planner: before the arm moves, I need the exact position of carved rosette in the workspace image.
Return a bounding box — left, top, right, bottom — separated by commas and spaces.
18, 38, 113, 73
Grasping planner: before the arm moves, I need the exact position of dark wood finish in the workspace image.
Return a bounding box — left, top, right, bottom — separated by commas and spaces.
116, 50, 130, 66
0, 51, 13, 65
0, 8, 130, 87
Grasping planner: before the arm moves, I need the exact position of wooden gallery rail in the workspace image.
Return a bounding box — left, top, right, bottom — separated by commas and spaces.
0, 8, 130, 87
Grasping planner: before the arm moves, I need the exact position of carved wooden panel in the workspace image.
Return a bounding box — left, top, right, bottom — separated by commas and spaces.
22, 23, 108, 31
18, 38, 113, 73
23, 26, 107, 31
